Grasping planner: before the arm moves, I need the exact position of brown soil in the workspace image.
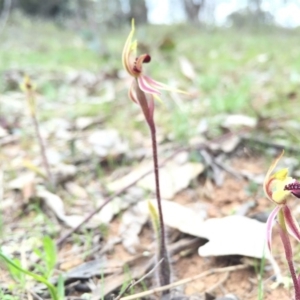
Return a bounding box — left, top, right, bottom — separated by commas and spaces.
1, 154, 297, 300
104, 155, 294, 299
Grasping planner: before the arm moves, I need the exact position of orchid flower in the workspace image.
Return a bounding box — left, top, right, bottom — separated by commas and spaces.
264, 151, 300, 251
122, 19, 185, 123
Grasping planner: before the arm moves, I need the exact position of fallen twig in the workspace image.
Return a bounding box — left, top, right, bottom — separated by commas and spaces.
119, 264, 248, 300
206, 271, 229, 294
115, 258, 164, 300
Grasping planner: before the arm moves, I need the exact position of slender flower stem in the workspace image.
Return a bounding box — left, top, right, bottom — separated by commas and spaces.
31, 112, 54, 190
148, 119, 171, 289
278, 224, 300, 300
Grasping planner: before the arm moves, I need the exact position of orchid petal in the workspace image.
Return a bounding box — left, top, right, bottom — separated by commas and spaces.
122, 19, 136, 76
137, 76, 161, 95
263, 150, 284, 202
283, 205, 300, 241
143, 75, 188, 94
277, 222, 294, 261
128, 81, 138, 104
266, 205, 281, 252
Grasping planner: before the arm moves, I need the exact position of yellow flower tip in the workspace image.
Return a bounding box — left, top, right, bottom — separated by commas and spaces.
273, 168, 289, 181
272, 190, 290, 204
265, 150, 284, 179
20, 75, 36, 93
264, 150, 286, 202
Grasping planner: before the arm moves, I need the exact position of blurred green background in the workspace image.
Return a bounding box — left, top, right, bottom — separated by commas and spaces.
1, 0, 300, 147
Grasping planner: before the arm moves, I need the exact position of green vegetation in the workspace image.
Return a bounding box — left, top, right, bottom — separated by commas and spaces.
2, 11, 300, 299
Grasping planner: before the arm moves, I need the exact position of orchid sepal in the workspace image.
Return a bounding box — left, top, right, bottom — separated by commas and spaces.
283, 205, 300, 242
266, 205, 281, 252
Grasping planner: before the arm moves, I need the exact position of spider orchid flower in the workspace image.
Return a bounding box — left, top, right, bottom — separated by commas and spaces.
264, 151, 300, 251
122, 19, 185, 124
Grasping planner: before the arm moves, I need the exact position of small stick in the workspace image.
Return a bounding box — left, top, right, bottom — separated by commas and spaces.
120, 264, 248, 300
206, 271, 229, 294
115, 258, 164, 300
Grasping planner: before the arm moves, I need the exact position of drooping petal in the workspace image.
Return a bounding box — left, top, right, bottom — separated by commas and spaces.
263, 150, 284, 202
128, 81, 138, 104
277, 222, 294, 262
122, 19, 137, 76
283, 205, 300, 241
137, 75, 161, 95
266, 205, 281, 252
143, 75, 188, 94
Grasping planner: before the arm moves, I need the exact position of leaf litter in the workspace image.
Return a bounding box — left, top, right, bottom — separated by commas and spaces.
0, 66, 298, 300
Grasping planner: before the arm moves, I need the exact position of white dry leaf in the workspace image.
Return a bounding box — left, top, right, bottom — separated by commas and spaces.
87, 129, 128, 158
9, 172, 37, 202
65, 182, 88, 199
119, 199, 205, 254
0, 127, 8, 138
139, 162, 205, 199
76, 117, 95, 130
143, 199, 206, 236
107, 162, 152, 192
179, 56, 196, 80
37, 188, 84, 228
119, 201, 149, 254
220, 135, 241, 153
108, 161, 204, 199
9, 172, 36, 190
222, 114, 257, 129
197, 215, 271, 259
52, 164, 77, 184
91, 194, 140, 227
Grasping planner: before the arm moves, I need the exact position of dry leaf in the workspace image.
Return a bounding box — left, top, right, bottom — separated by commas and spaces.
222, 114, 257, 129
179, 56, 196, 80
108, 161, 205, 199
146, 199, 206, 236
9, 172, 36, 202
119, 201, 149, 254
197, 215, 270, 259
65, 182, 88, 199
118, 200, 206, 254
37, 188, 84, 228
87, 129, 128, 158
139, 162, 204, 199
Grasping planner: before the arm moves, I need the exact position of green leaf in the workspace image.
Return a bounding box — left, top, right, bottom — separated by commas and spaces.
0, 251, 58, 300
43, 236, 57, 278
57, 274, 65, 300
